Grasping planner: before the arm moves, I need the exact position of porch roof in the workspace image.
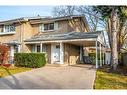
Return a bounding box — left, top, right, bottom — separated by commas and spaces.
24, 31, 105, 46
25, 31, 99, 41
4, 41, 21, 45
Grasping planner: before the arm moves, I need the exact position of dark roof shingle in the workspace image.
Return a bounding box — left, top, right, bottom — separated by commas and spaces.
25, 31, 102, 42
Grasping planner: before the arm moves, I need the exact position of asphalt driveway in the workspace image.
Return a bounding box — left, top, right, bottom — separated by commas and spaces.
0, 64, 96, 89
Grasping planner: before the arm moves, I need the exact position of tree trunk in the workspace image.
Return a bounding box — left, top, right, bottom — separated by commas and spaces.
107, 18, 112, 66
111, 8, 118, 70
117, 22, 126, 66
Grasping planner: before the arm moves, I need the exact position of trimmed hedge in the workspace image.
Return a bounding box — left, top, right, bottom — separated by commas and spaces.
14, 53, 46, 68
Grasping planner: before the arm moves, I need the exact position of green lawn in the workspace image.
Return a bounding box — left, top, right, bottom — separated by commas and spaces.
0, 66, 32, 78
94, 66, 127, 89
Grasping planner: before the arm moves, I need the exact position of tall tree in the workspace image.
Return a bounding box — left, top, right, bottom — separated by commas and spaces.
93, 6, 127, 70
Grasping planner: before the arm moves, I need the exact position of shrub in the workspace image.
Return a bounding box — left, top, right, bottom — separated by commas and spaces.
14, 53, 46, 68
0, 44, 9, 64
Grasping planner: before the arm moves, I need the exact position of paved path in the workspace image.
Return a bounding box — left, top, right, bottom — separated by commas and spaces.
0, 64, 96, 89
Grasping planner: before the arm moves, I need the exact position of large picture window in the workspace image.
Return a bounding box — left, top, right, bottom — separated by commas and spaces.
33, 44, 47, 53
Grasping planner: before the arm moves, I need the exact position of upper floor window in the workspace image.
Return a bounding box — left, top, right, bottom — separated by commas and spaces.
40, 22, 58, 32
4, 24, 15, 32
44, 23, 54, 31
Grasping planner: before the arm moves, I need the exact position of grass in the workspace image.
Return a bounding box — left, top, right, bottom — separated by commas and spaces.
0, 65, 32, 78
94, 65, 127, 89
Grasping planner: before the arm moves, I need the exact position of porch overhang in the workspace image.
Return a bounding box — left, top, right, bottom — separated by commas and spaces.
4, 41, 21, 46
24, 38, 104, 47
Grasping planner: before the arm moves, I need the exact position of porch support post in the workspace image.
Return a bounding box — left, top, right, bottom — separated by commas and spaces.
10, 45, 14, 64
35, 44, 37, 52
40, 43, 43, 52
60, 42, 64, 64
95, 40, 99, 69
17, 45, 21, 53
100, 43, 102, 67
80, 46, 83, 62
103, 46, 105, 65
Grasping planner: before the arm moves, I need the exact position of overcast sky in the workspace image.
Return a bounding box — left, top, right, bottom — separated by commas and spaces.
0, 6, 54, 21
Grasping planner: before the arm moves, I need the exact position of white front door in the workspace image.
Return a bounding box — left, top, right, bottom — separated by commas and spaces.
51, 44, 60, 63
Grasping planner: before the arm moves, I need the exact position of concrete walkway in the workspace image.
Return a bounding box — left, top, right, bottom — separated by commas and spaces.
0, 64, 96, 89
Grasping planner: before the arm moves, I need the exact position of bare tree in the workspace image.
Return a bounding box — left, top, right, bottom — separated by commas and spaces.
52, 6, 76, 17
52, 6, 106, 32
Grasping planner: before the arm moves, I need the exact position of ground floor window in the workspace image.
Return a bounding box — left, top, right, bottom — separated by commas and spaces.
42, 44, 47, 53
37, 45, 40, 52
32, 44, 47, 53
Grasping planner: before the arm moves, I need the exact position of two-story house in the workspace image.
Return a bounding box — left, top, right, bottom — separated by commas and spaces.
0, 15, 105, 68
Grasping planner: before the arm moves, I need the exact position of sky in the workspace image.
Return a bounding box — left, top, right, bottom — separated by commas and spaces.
0, 6, 54, 21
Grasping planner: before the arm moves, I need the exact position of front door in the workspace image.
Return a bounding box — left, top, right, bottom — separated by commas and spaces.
51, 44, 60, 63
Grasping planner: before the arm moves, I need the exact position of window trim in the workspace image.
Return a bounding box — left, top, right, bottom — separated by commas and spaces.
40, 22, 58, 32
0, 31, 16, 35
33, 44, 47, 53
44, 23, 54, 31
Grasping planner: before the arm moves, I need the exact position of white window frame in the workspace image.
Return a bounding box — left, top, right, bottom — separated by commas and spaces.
44, 23, 54, 31
3, 24, 16, 33
32, 44, 47, 53
39, 22, 58, 32
0, 24, 16, 35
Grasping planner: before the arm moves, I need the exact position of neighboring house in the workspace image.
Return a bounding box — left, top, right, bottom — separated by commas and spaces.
0, 15, 106, 68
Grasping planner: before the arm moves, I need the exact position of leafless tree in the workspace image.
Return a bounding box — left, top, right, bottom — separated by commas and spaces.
52, 6, 106, 32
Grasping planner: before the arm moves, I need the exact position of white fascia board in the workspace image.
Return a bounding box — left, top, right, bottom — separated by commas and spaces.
25, 38, 97, 44
97, 37, 105, 46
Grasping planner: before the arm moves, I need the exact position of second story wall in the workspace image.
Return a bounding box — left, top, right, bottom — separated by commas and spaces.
0, 16, 89, 45
0, 23, 22, 43
30, 17, 88, 34
68, 18, 87, 32
0, 21, 39, 44
23, 22, 36, 40
30, 20, 69, 33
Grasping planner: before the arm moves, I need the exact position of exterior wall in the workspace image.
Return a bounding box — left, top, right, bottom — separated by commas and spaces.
23, 44, 32, 53
0, 25, 3, 33
0, 22, 36, 53
21, 43, 79, 65
46, 44, 51, 64
22, 22, 38, 53
0, 21, 40, 53
32, 24, 40, 35
58, 20, 68, 32
30, 17, 87, 34
26, 43, 51, 64
64, 43, 80, 65
0, 23, 22, 43
68, 18, 87, 32
32, 20, 69, 33
0, 17, 87, 66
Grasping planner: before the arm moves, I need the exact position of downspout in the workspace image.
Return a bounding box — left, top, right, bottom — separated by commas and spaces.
17, 18, 27, 53
17, 19, 22, 52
